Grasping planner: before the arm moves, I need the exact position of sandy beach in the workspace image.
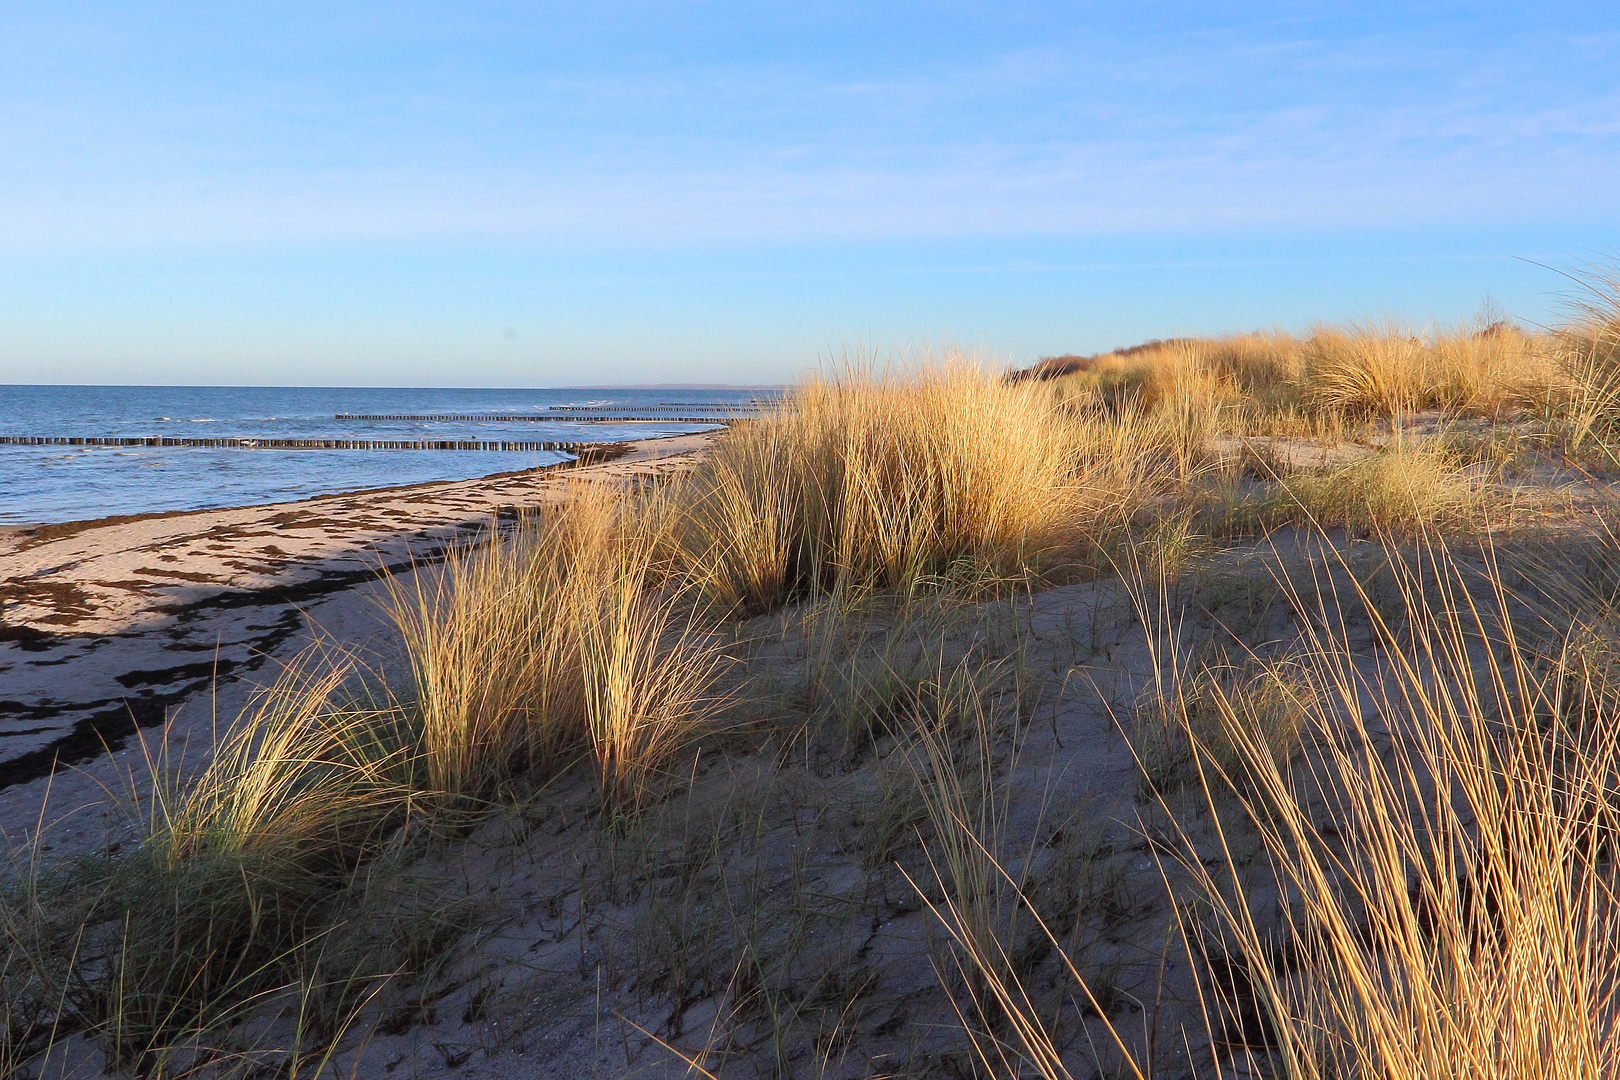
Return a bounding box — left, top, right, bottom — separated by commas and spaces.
0, 431, 719, 849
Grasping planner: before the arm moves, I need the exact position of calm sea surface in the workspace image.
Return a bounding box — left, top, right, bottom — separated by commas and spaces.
0, 386, 767, 525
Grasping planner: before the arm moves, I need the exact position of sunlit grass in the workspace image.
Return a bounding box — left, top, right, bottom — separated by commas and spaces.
13, 286, 1620, 1077
672, 356, 1190, 615
1162, 538, 1620, 1079
382, 483, 728, 814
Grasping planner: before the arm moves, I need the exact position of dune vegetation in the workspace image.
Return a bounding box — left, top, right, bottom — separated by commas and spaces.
6, 291, 1620, 1078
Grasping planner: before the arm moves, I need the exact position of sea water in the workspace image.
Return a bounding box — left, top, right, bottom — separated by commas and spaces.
0, 385, 767, 525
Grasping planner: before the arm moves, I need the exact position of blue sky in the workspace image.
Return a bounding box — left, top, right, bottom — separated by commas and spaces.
1, 2, 1616, 385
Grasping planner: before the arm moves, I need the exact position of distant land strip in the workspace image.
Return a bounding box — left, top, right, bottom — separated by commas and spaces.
545, 404, 766, 412
0, 435, 617, 452
332, 412, 741, 422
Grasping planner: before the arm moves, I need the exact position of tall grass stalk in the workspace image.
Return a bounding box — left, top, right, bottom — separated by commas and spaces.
1160, 538, 1620, 1079
576, 490, 730, 815
902, 664, 1149, 1080
1547, 270, 1620, 458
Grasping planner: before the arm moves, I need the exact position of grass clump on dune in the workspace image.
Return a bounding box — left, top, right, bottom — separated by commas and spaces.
1280, 444, 1481, 532
383, 507, 594, 806
1, 654, 415, 1075
1298, 319, 1549, 418
1046, 333, 1295, 419
1203, 442, 1484, 539
1301, 321, 1437, 417
1045, 314, 1554, 427
571, 492, 733, 813
383, 484, 727, 814
673, 359, 1184, 616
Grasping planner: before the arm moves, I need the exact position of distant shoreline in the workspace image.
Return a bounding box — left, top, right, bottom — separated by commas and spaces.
0, 385, 764, 526
1, 442, 632, 538
0, 382, 791, 390
0, 429, 719, 797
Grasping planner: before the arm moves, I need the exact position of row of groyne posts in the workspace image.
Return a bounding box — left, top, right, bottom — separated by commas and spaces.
0, 435, 610, 452
0, 410, 765, 453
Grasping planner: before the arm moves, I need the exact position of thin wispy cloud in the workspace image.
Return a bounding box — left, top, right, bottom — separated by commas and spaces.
3, 4, 1615, 249
0, 3, 1615, 381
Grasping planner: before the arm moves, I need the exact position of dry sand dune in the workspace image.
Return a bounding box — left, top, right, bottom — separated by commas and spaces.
9, 341, 1620, 1079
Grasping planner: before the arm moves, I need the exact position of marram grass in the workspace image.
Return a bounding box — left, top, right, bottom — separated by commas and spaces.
382, 481, 728, 814
14, 286, 1620, 1076
672, 357, 1188, 615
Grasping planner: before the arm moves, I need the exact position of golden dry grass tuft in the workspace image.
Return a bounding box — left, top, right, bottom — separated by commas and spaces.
0, 651, 413, 1075
1166, 540, 1620, 1079
1294, 444, 1480, 531
1046, 315, 1556, 428
151, 653, 412, 870
1302, 321, 1437, 416
672, 358, 1187, 616
1053, 332, 1299, 413
1225, 442, 1483, 538
1301, 319, 1550, 418
383, 483, 728, 814
574, 491, 732, 814
382, 509, 592, 805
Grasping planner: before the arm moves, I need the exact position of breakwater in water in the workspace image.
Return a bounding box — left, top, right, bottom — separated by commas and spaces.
0, 435, 613, 452
0, 384, 766, 524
